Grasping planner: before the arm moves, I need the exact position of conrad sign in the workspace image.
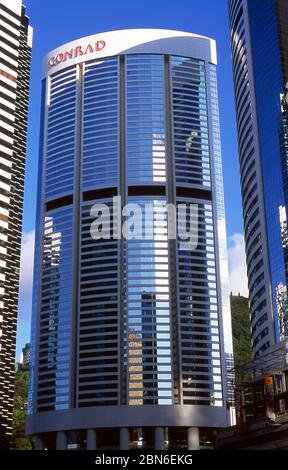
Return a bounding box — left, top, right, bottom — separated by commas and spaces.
47, 40, 106, 68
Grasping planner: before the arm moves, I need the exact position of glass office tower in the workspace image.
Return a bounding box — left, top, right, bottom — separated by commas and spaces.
229, 0, 288, 358
27, 29, 233, 450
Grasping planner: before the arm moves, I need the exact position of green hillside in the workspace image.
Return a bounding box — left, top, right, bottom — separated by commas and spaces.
230, 294, 252, 385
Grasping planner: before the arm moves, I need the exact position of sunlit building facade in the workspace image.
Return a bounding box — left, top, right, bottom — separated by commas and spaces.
229, 0, 288, 358
27, 29, 233, 450
0, 0, 32, 449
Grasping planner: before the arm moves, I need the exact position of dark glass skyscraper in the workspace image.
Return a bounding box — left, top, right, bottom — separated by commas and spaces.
0, 0, 32, 448
27, 29, 233, 450
229, 0, 288, 358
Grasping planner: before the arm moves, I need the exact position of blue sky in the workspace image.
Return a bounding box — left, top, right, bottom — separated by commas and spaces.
16, 0, 246, 357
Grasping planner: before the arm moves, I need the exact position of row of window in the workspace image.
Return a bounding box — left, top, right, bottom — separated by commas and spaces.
45, 54, 212, 200
36, 206, 74, 412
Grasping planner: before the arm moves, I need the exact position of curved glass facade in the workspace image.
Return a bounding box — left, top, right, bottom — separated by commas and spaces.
124, 198, 173, 405
46, 67, 77, 200
79, 198, 119, 407
28, 30, 232, 450
177, 198, 223, 406
171, 56, 210, 188
229, 0, 274, 357
126, 55, 166, 185
37, 206, 74, 412
82, 57, 119, 190
229, 0, 288, 357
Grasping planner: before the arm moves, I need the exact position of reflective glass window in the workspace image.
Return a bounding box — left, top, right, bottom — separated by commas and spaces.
82, 57, 119, 190
36, 205, 74, 411
46, 67, 77, 199
171, 56, 210, 188
126, 55, 166, 184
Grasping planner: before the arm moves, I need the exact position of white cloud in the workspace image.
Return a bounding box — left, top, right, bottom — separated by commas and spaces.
228, 232, 249, 297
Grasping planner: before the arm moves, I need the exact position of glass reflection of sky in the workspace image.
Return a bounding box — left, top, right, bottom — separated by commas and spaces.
126, 199, 173, 405
39, 208, 73, 411
126, 55, 166, 185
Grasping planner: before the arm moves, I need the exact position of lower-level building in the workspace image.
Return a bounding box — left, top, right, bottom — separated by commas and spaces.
217, 416, 288, 450
217, 341, 288, 449
27, 405, 228, 450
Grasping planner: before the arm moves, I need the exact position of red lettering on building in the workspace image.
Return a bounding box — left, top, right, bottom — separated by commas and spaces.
48, 57, 55, 67
95, 40, 106, 51
64, 49, 73, 61
47, 40, 107, 68
84, 44, 94, 55
75, 46, 83, 57
55, 53, 64, 64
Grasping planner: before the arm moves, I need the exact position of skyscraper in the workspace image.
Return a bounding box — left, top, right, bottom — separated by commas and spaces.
229, 0, 288, 359
20, 342, 30, 369
0, 0, 32, 448
27, 29, 233, 450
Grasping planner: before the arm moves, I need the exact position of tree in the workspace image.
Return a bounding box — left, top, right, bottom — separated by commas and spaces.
230, 295, 253, 386
12, 366, 34, 450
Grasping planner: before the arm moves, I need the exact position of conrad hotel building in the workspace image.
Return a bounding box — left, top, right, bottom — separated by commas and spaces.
27, 29, 233, 450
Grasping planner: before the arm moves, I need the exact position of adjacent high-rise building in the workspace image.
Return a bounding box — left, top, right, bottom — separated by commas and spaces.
0, 0, 32, 449
20, 342, 30, 369
27, 29, 233, 450
229, 0, 288, 359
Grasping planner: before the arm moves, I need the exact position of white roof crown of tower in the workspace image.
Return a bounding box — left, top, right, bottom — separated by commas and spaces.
43, 28, 217, 78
